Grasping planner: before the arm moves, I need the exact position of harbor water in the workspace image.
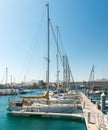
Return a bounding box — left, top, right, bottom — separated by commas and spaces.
0, 89, 87, 130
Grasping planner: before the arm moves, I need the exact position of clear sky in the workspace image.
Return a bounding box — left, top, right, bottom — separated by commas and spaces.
0, 0, 108, 83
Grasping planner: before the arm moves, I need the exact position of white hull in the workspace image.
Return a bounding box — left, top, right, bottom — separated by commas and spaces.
7, 103, 79, 114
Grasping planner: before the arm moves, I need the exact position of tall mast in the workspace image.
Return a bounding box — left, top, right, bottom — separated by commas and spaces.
66, 55, 69, 89
63, 55, 65, 87
63, 55, 66, 89
46, 3, 50, 92
56, 26, 59, 94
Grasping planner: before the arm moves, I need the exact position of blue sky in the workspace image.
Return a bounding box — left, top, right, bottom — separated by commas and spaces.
0, 0, 108, 83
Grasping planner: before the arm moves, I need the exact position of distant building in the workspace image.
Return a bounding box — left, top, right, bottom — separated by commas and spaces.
74, 79, 108, 90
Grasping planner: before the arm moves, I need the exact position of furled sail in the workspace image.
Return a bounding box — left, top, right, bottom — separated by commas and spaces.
20, 91, 49, 99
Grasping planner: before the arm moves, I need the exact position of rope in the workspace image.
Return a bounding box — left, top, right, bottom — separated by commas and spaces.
49, 20, 63, 66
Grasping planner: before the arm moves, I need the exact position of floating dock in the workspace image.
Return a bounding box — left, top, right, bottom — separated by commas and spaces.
81, 92, 108, 130
9, 111, 84, 121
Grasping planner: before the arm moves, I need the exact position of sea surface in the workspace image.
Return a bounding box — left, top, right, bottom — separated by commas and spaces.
0, 89, 87, 130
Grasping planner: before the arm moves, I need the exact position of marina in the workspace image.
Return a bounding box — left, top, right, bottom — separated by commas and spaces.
0, 0, 108, 130
0, 89, 87, 130
6, 89, 108, 130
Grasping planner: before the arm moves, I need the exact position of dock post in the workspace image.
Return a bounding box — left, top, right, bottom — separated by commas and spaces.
82, 102, 85, 109
86, 89, 89, 97
87, 112, 90, 123
101, 92, 106, 113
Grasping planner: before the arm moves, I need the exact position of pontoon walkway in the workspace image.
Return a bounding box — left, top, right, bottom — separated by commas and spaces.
81, 92, 108, 130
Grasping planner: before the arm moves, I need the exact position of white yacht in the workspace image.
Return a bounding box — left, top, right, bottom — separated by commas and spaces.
7, 4, 81, 114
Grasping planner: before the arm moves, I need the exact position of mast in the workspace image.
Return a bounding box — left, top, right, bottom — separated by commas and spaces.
92, 65, 94, 91
10, 75, 12, 86
6, 67, 8, 87
63, 55, 65, 88
65, 55, 68, 89
56, 26, 59, 94
88, 65, 94, 91
46, 4, 50, 92
24, 75, 26, 86
63, 55, 66, 90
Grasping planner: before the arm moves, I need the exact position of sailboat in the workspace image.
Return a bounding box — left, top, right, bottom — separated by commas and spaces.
0, 68, 18, 96
7, 4, 81, 113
